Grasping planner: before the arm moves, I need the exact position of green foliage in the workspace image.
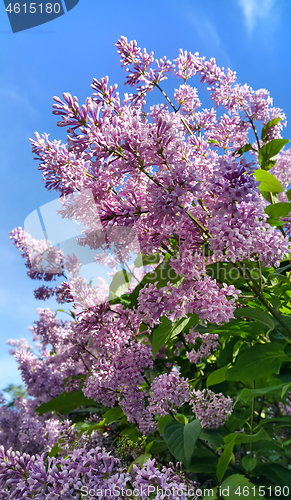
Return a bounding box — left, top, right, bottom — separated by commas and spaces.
253, 169, 284, 192
225, 342, 287, 382
151, 313, 199, 357
2, 384, 27, 407
163, 419, 202, 468
261, 118, 282, 143
258, 138, 289, 170
25, 134, 291, 496
35, 390, 97, 416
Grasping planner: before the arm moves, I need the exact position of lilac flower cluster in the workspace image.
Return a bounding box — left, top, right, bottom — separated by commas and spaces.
10, 228, 63, 281
0, 394, 70, 456
185, 329, 220, 364
5, 36, 291, 491
148, 372, 190, 416
132, 458, 199, 500
137, 277, 240, 327
189, 389, 232, 429
0, 445, 129, 499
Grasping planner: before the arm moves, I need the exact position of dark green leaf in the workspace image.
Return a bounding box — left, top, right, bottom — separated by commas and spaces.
234, 307, 274, 329
234, 143, 253, 156
103, 406, 124, 424
224, 428, 271, 444
220, 475, 263, 499
225, 342, 287, 382
163, 419, 202, 467
242, 456, 257, 473
202, 488, 218, 500
256, 463, 291, 488
35, 390, 96, 416
235, 383, 288, 404
152, 313, 199, 357
188, 448, 218, 473
199, 429, 226, 449
258, 139, 289, 170
149, 439, 169, 454
261, 118, 281, 142
207, 366, 229, 387
158, 414, 173, 434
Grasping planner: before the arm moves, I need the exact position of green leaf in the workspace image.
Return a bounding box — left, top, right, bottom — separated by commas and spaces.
242, 456, 257, 473
158, 414, 173, 434
48, 442, 62, 458
202, 488, 218, 500
224, 428, 271, 445
188, 448, 218, 473
258, 138, 289, 170
264, 202, 291, 219
103, 406, 124, 424
207, 366, 229, 387
225, 342, 287, 382
137, 453, 152, 467
35, 390, 96, 416
220, 474, 264, 499
216, 435, 236, 482
261, 118, 282, 142
163, 419, 202, 467
234, 143, 253, 156
235, 383, 288, 404
151, 313, 199, 357
256, 463, 291, 488
118, 257, 182, 310
109, 269, 133, 298
149, 439, 169, 454
234, 307, 274, 329
199, 429, 226, 449
253, 169, 284, 192
134, 253, 160, 268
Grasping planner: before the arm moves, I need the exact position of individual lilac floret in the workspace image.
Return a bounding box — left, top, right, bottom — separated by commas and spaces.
148, 372, 190, 416
185, 329, 220, 364
189, 389, 232, 428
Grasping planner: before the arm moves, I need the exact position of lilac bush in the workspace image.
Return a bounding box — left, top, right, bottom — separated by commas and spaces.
1, 36, 291, 498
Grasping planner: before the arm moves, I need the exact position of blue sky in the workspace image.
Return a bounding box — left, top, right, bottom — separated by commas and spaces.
0, 0, 291, 392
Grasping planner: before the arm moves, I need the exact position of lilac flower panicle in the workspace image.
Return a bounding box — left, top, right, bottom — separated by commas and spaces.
148, 372, 190, 416
189, 389, 232, 428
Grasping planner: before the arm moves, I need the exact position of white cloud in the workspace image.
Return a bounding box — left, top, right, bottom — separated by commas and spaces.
189, 15, 233, 69
238, 0, 277, 33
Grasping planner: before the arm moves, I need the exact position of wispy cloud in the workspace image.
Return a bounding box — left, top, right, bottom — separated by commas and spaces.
189, 15, 232, 69
238, 0, 278, 33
